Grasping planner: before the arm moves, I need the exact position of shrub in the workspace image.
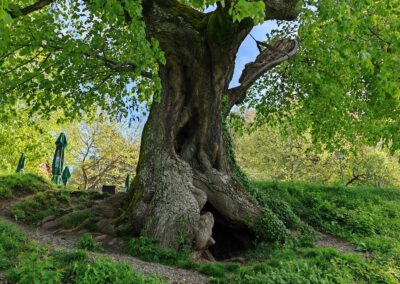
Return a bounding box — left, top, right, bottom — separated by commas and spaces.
76, 234, 102, 252
70, 257, 164, 284
8, 252, 63, 284
0, 185, 12, 199
253, 208, 290, 243
128, 236, 191, 267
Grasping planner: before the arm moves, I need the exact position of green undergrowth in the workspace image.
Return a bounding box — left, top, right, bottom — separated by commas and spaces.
231, 246, 396, 284
0, 220, 165, 283
0, 173, 104, 227
127, 180, 400, 283
0, 173, 52, 200
9, 190, 72, 224
76, 233, 103, 252
128, 235, 399, 283
252, 181, 400, 280
128, 236, 241, 279
3, 173, 399, 282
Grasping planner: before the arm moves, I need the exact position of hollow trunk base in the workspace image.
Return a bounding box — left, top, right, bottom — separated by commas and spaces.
126, 0, 262, 257
127, 55, 261, 257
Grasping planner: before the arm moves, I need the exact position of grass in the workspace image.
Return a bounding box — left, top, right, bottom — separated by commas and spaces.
253, 181, 400, 265
75, 233, 103, 252
0, 220, 166, 283
9, 190, 72, 224
0, 173, 52, 199
2, 175, 96, 227
127, 181, 400, 283
2, 173, 399, 282
128, 236, 399, 283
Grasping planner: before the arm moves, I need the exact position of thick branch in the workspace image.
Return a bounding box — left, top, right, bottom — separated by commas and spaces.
263, 0, 301, 21
39, 43, 153, 78
227, 38, 299, 109
8, 0, 54, 18
222, 0, 300, 21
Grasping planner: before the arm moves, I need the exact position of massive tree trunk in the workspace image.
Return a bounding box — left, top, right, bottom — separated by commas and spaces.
127, 0, 299, 259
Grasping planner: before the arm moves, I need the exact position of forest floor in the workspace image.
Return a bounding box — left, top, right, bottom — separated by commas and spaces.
0, 193, 208, 284
1, 174, 399, 283
0, 193, 358, 284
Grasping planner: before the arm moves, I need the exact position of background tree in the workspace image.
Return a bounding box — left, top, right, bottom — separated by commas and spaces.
70, 120, 140, 191
234, 123, 338, 183
234, 122, 400, 187
0, 108, 55, 175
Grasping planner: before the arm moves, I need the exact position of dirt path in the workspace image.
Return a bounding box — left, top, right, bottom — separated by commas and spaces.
0, 196, 209, 284
314, 231, 369, 257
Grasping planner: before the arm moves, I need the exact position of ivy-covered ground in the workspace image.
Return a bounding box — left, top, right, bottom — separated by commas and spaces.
1, 173, 399, 283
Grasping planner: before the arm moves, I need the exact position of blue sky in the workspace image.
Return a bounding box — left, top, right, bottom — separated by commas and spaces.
203, 6, 278, 87
230, 21, 277, 87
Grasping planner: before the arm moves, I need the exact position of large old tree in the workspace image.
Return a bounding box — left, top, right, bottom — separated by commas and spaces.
0, 0, 301, 257
1, 0, 398, 257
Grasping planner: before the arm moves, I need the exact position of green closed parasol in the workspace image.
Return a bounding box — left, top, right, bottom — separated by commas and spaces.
52, 133, 67, 185
62, 167, 71, 186
16, 153, 25, 173
125, 174, 130, 192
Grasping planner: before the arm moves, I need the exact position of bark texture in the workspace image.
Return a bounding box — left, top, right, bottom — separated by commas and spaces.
128, 0, 299, 258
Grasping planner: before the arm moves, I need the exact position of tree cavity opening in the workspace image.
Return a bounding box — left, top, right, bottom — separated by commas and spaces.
202, 202, 255, 260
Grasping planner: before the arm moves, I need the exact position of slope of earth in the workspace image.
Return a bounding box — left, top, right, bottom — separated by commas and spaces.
1, 173, 399, 283
251, 181, 400, 281
0, 173, 208, 284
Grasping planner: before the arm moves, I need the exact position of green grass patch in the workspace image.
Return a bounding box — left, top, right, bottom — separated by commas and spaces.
229, 247, 396, 284
0, 173, 52, 199
251, 181, 400, 278
9, 190, 71, 224
0, 220, 166, 283
76, 234, 102, 252
62, 210, 93, 229
128, 236, 192, 267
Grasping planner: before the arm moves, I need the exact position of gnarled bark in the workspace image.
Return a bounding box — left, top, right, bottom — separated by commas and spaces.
127, 0, 300, 259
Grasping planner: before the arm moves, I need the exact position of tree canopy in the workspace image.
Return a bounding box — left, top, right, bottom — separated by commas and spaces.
249, 0, 400, 150
0, 0, 297, 119
1, 0, 399, 151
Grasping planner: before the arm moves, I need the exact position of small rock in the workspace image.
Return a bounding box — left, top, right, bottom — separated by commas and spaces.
96, 219, 115, 234
85, 200, 101, 208
57, 228, 77, 235
222, 257, 245, 264
76, 229, 88, 235
41, 215, 56, 224
42, 218, 63, 230
93, 205, 117, 218
94, 234, 108, 241
107, 238, 118, 246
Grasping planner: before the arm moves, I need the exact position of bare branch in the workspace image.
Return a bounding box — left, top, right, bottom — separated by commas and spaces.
102, 57, 153, 78
8, 0, 54, 18
227, 38, 299, 109
0, 50, 44, 76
